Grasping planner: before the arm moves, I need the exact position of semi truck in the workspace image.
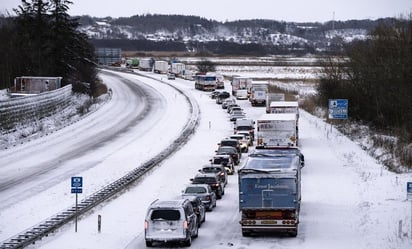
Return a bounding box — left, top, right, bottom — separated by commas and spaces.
194, 75, 217, 91
249, 81, 268, 106
256, 113, 298, 147
171, 62, 185, 77
269, 101, 299, 116
154, 60, 169, 74
231, 77, 252, 97
265, 93, 285, 113
139, 58, 152, 71
238, 152, 302, 237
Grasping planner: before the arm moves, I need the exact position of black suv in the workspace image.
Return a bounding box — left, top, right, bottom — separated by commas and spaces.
190, 173, 225, 199
216, 146, 240, 165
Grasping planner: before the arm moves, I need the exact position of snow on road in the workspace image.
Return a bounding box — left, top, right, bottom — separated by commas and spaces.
0, 70, 190, 242
1, 69, 411, 249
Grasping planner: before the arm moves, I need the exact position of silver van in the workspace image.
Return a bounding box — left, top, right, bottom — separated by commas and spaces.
144, 199, 199, 247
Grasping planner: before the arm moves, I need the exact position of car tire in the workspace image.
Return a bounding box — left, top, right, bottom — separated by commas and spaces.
184, 236, 191, 247
193, 225, 199, 238
145, 241, 153, 247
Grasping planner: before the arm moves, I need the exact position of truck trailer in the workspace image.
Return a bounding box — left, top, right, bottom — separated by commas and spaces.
256, 113, 298, 147
249, 81, 268, 106
231, 77, 252, 97
171, 62, 185, 77
154, 60, 169, 74
238, 152, 302, 237
139, 58, 152, 71
194, 75, 217, 91
265, 93, 285, 113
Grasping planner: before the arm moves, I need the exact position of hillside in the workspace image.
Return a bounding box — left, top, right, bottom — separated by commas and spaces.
76, 14, 394, 54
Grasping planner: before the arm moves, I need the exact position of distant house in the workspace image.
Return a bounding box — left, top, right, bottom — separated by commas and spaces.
13, 76, 62, 94
95, 47, 122, 65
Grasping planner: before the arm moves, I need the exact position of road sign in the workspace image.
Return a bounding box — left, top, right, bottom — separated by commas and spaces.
71, 177, 83, 188
407, 182, 412, 200
328, 99, 348, 119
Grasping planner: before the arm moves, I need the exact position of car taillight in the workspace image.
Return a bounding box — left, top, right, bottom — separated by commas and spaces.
219, 172, 224, 176
144, 220, 148, 230
184, 220, 188, 229
206, 196, 211, 201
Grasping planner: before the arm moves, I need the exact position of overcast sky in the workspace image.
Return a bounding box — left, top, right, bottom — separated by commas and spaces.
1, 0, 411, 22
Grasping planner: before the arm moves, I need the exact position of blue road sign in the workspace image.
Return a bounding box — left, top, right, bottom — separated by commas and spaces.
328, 99, 348, 119
407, 182, 412, 200
71, 177, 83, 188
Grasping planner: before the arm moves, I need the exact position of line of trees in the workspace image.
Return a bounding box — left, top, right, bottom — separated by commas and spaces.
317, 16, 412, 166
0, 0, 97, 92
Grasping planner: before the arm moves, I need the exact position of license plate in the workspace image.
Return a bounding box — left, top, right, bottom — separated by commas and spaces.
261, 220, 276, 224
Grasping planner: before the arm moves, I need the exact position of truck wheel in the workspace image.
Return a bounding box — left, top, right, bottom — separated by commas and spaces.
145, 241, 153, 247
289, 230, 298, 237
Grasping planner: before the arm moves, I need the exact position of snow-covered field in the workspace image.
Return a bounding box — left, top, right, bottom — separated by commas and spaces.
1, 69, 411, 249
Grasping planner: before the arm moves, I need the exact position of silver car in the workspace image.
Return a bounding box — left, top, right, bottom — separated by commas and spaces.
182, 184, 217, 211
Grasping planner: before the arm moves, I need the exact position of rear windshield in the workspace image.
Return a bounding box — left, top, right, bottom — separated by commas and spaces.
213, 158, 229, 164
185, 186, 207, 194
236, 126, 252, 130
193, 177, 217, 184
151, 209, 181, 221
203, 167, 221, 173
221, 141, 237, 147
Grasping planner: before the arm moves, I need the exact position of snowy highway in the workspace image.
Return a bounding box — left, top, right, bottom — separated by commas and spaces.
1, 69, 411, 249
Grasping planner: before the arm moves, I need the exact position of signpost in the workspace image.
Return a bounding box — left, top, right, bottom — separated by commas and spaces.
328, 99, 348, 120
407, 182, 412, 239
71, 177, 83, 232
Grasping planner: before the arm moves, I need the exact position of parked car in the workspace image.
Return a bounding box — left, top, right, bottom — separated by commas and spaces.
185, 196, 206, 227
216, 91, 230, 104
215, 146, 240, 165
144, 199, 198, 247
229, 134, 249, 153
200, 164, 228, 186
210, 154, 235, 175
167, 72, 175, 80
182, 184, 217, 211
210, 90, 221, 99
190, 173, 225, 199
228, 106, 243, 115
227, 103, 240, 113
218, 138, 241, 154
236, 131, 253, 146
222, 99, 236, 109
229, 111, 246, 122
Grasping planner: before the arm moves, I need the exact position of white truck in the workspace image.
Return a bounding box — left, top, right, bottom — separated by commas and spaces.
154, 60, 169, 74
139, 58, 152, 71
256, 113, 298, 147
269, 101, 299, 121
249, 81, 269, 106
194, 75, 217, 91
265, 93, 285, 113
231, 77, 252, 97
171, 62, 185, 77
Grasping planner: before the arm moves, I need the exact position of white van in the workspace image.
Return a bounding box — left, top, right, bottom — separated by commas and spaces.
144, 199, 198, 247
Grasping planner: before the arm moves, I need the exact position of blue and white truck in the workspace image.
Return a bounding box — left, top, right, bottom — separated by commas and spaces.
238, 152, 302, 237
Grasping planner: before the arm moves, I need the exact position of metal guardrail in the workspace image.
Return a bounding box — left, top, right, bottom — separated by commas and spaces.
0, 70, 200, 249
